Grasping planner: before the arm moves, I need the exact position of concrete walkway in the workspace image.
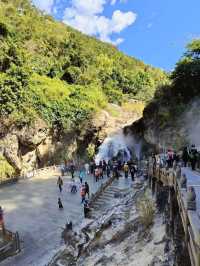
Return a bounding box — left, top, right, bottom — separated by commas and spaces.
0, 170, 106, 266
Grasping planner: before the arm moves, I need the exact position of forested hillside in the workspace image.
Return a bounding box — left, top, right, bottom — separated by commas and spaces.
0, 0, 168, 178
0, 0, 167, 130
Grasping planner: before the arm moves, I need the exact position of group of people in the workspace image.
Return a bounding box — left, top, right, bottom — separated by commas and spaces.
57, 158, 138, 217
57, 170, 90, 213
152, 144, 199, 171
182, 145, 199, 171
90, 159, 138, 182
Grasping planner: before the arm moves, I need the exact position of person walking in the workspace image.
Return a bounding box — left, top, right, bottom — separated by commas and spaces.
85, 182, 90, 198
58, 198, 63, 209
57, 176, 63, 192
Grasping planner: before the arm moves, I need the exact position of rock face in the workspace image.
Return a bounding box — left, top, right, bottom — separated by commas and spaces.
0, 103, 142, 176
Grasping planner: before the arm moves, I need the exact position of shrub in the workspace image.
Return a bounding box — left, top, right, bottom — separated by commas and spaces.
0, 155, 15, 180
137, 196, 155, 228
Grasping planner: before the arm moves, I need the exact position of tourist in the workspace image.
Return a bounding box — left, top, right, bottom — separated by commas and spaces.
99, 166, 104, 179
70, 162, 75, 179
113, 162, 119, 179
90, 161, 95, 175
71, 180, 77, 193
80, 185, 86, 203
84, 162, 90, 175
103, 160, 107, 174
84, 200, 90, 218
124, 163, 129, 178
79, 167, 86, 184
0, 206, 5, 236
57, 176, 63, 192
106, 165, 111, 178
58, 198, 63, 209
130, 165, 136, 181
182, 147, 189, 167
167, 150, 174, 168
190, 145, 198, 171
85, 182, 90, 198
95, 167, 100, 182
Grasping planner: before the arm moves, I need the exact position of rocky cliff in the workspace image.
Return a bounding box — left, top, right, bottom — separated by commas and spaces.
0, 103, 143, 178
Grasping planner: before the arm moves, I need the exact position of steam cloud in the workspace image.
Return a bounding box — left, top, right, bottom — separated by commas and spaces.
95, 129, 141, 164
184, 100, 200, 150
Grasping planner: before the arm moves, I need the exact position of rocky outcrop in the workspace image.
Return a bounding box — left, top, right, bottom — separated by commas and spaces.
1, 134, 21, 173
17, 119, 49, 148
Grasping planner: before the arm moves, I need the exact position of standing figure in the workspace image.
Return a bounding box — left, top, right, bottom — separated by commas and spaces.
0, 206, 5, 237
80, 185, 86, 203
182, 147, 189, 167
58, 198, 63, 209
95, 167, 100, 182
130, 165, 136, 181
57, 176, 63, 192
124, 163, 129, 178
103, 160, 107, 174
84, 200, 90, 218
84, 162, 90, 175
106, 165, 111, 178
85, 182, 90, 198
70, 162, 75, 179
79, 167, 86, 184
190, 145, 198, 171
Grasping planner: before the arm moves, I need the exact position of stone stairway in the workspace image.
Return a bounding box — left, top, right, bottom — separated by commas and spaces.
90, 176, 133, 218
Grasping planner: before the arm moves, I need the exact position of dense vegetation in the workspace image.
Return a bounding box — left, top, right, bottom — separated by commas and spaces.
143, 39, 200, 129
0, 0, 167, 132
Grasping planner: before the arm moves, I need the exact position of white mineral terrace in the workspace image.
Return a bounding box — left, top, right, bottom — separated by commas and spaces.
0, 169, 108, 266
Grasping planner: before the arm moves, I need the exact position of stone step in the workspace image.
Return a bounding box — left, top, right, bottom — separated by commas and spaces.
94, 194, 113, 201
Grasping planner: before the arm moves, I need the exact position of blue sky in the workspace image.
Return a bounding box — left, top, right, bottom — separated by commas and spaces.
33, 0, 200, 71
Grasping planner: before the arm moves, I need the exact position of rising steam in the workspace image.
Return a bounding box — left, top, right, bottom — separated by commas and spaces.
95, 129, 141, 164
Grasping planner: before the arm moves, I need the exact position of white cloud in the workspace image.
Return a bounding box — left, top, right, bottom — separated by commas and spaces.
63, 0, 136, 45
32, 0, 54, 14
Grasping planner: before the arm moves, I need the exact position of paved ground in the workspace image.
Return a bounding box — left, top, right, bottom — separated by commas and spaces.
0, 170, 106, 266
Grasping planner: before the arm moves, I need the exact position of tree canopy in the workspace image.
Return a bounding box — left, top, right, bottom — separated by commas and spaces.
0, 0, 168, 131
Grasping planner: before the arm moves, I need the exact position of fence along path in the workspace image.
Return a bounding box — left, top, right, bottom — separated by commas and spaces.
148, 159, 200, 266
